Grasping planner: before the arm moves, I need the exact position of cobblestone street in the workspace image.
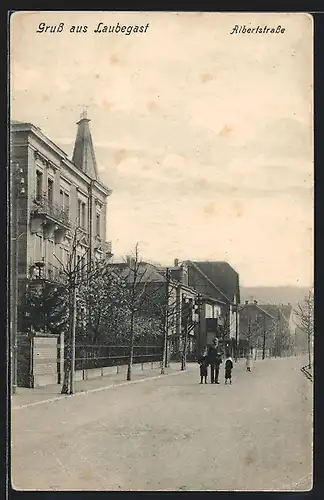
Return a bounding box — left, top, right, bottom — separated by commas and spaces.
11, 356, 312, 491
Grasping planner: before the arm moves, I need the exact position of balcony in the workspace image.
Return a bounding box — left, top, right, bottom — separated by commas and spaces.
28, 261, 67, 285
30, 195, 70, 241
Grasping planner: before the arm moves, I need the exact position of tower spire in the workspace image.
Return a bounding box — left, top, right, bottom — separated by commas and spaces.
72, 106, 98, 180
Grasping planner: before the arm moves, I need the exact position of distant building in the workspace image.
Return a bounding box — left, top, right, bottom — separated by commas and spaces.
11, 113, 113, 294
109, 259, 199, 359
184, 260, 240, 354
240, 301, 295, 357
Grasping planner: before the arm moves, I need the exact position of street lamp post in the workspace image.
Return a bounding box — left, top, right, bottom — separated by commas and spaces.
181, 298, 191, 371
69, 278, 77, 394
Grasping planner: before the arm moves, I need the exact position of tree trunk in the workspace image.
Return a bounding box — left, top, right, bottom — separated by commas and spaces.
181, 331, 188, 371
61, 287, 72, 394
161, 313, 168, 375
61, 342, 70, 394
127, 310, 135, 381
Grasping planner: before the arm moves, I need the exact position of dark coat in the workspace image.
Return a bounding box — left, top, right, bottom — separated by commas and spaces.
207, 346, 222, 366
198, 354, 209, 367
198, 355, 209, 376
225, 359, 233, 372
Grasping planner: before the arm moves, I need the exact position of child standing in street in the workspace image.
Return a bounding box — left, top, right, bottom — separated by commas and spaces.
225, 356, 234, 384
198, 350, 209, 384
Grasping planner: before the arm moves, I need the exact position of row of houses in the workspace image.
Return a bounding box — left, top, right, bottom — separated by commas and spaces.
114, 257, 296, 361
10, 113, 296, 387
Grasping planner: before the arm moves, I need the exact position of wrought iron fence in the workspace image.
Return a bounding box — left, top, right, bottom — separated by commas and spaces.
75, 344, 163, 370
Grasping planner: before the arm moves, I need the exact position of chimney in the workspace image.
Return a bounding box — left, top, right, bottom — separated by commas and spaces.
174, 258, 179, 267
245, 300, 249, 305
181, 263, 188, 286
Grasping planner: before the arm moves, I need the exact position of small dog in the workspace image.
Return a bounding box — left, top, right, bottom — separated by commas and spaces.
198, 353, 209, 384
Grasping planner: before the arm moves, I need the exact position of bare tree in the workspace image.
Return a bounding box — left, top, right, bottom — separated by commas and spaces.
116, 243, 158, 381
53, 226, 108, 394
294, 289, 314, 368
80, 263, 130, 345
141, 266, 181, 374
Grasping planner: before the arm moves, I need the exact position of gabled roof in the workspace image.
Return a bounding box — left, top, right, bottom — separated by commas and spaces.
188, 260, 240, 304
109, 262, 166, 284
242, 303, 292, 323
259, 305, 282, 320
279, 304, 293, 322
241, 303, 275, 320
72, 114, 98, 180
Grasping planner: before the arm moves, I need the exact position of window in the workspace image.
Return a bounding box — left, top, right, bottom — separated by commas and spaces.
34, 234, 43, 262
56, 246, 63, 269
96, 213, 100, 236
47, 178, 54, 205
64, 249, 70, 269
78, 200, 82, 227
47, 240, 54, 277
77, 255, 81, 279
81, 202, 86, 229
81, 257, 87, 278
78, 200, 87, 229
36, 171, 43, 201
47, 240, 54, 264
64, 193, 70, 216
60, 188, 70, 215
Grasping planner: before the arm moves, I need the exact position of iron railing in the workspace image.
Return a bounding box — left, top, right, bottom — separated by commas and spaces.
30, 194, 70, 226
75, 344, 163, 370
28, 261, 67, 284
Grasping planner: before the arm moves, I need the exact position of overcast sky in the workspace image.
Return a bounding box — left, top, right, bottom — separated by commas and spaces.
10, 11, 313, 287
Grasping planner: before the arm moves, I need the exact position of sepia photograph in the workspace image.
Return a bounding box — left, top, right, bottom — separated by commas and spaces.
9, 11, 313, 491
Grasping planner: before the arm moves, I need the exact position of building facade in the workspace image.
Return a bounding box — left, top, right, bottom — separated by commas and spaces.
10, 113, 113, 390
11, 113, 113, 290
240, 301, 295, 357
185, 260, 241, 355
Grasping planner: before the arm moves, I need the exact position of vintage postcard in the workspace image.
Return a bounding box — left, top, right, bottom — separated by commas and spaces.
9, 11, 313, 491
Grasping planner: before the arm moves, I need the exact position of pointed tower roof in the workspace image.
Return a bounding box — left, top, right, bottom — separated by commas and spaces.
72, 110, 98, 180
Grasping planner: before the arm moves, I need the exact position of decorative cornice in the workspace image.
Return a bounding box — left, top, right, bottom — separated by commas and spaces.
12, 121, 111, 198
60, 175, 72, 186
76, 186, 89, 198
33, 149, 60, 172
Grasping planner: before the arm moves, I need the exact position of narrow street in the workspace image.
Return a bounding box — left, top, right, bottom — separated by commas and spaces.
11, 356, 312, 491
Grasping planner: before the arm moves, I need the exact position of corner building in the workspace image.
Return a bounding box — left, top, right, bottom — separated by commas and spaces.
11, 113, 113, 288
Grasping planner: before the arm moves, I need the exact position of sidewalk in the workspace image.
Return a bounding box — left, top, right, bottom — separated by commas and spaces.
11, 361, 196, 409
11, 356, 289, 410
